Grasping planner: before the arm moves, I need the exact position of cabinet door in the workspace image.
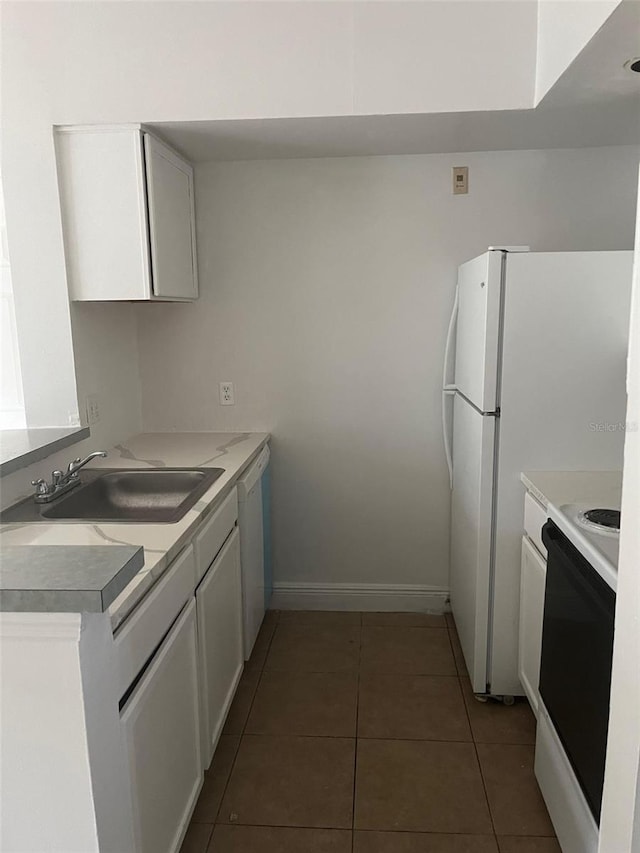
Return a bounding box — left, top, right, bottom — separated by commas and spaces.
144, 133, 198, 300
519, 535, 547, 717
55, 126, 153, 300
121, 599, 202, 853
196, 528, 244, 768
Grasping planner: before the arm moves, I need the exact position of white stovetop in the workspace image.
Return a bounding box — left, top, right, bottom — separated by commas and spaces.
0, 432, 269, 629
521, 470, 623, 590
548, 503, 620, 590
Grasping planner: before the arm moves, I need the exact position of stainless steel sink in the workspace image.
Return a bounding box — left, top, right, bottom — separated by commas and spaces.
0, 468, 225, 524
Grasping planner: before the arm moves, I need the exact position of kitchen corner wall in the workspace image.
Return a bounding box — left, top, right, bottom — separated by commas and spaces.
137, 145, 638, 591
0, 302, 142, 509
69, 302, 143, 448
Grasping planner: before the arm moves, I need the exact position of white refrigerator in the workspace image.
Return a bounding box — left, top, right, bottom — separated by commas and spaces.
442, 248, 633, 699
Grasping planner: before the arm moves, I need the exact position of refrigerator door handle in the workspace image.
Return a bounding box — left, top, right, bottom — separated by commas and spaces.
443, 285, 459, 391
442, 389, 455, 489
442, 286, 459, 489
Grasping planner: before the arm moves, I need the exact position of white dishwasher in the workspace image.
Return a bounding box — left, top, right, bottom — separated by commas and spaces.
237, 445, 270, 659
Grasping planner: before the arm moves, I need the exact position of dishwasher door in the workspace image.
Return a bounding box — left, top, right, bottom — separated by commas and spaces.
237, 446, 269, 659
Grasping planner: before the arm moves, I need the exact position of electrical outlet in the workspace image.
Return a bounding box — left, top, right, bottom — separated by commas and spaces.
86, 394, 100, 425
219, 381, 235, 406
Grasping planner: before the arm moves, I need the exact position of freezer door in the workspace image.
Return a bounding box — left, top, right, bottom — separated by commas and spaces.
450, 393, 497, 693
454, 252, 503, 412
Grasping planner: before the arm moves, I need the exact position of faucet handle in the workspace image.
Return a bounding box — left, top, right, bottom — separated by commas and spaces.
31, 478, 51, 496
66, 458, 81, 476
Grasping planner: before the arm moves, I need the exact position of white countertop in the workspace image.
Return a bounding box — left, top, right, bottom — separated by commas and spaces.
0, 544, 144, 613
520, 470, 623, 511
521, 470, 623, 588
0, 432, 269, 629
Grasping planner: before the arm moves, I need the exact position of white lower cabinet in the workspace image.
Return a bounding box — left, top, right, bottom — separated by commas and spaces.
196, 527, 244, 768
117, 487, 246, 847
518, 534, 547, 717
121, 598, 202, 853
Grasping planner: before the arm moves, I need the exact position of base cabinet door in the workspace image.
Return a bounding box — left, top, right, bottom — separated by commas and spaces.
197, 527, 244, 767
519, 535, 547, 716
121, 598, 202, 853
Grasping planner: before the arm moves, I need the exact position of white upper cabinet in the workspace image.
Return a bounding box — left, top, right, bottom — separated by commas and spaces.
143, 134, 198, 300
55, 125, 198, 301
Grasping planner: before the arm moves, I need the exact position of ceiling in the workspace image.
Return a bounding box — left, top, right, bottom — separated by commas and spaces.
540, 0, 640, 108
150, 0, 640, 164
151, 97, 639, 163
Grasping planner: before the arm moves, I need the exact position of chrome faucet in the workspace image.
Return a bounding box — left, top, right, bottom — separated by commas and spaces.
32, 450, 107, 504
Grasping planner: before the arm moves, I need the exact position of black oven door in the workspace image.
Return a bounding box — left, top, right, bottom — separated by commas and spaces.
539, 520, 616, 824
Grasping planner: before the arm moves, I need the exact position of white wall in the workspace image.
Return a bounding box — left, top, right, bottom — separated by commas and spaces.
137, 145, 639, 592
4, 2, 537, 122
0, 0, 536, 455
0, 612, 135, 853
599, 167, 640, 853
535, 0, 620, 103
352, 1, 536, 115
0, 303, 142, 509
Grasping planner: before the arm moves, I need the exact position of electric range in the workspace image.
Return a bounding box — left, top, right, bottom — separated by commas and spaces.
535, 499, 620, 852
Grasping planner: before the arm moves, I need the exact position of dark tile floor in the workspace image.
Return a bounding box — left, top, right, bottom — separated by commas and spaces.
181, 610, 560, 853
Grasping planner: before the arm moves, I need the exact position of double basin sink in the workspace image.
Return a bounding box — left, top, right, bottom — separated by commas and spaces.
0, 468, 225, 524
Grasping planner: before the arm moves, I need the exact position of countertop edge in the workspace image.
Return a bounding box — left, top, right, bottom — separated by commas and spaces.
520, 469, 624, 513
100, 546, 147, 611
0, 427, 91, 477
520, 472, 550, 508
0, 545, 145, 613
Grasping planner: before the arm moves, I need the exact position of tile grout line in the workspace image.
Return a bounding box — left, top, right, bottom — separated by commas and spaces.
201, 823, 214, 852
351, 612, 363, 853
448, 625, 463, 677
446, 620, 500, 843
225, 732, 516, 744
198, 612, 524, 849
211, 610, 280, 831
455, 657, 499, 845
242, 610, 281, 736
261, 670, 457, 676
447, 622, 499, 841
446, 623, 552, 843
206, 820, 506, 836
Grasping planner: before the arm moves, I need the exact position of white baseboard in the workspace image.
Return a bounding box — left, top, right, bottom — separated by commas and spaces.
270, 582, 450, 613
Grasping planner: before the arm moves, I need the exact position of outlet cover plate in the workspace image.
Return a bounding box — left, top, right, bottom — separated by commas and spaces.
86, 394, 100, 425
219, 382, 235, 406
